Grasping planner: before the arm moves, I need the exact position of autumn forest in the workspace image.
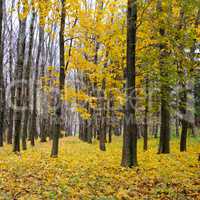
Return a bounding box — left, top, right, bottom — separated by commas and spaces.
0, 0, 200, 199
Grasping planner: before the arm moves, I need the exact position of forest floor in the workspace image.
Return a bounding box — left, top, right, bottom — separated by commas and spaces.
0, 136, 199, 200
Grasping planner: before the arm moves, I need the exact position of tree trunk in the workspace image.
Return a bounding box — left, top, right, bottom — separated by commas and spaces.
22, 8, 36, 150
13, 7, 27, 152
0, 0, 4, 147
30, 17, 42, 147
176, 8, 188, 152
144, 76, 149, 151
121, 0, 138, 167
179, 83, 188, 152
108, 97, 113, 143
157, 0, 170, 154
175, 116, 179, 137
51, 0, 66, 157
7, 0, 15, 145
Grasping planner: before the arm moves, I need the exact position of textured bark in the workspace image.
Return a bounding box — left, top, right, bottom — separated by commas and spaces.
7, 0, 15, 145
22, 9, 36, 150
51, 0, 66, 157
157, 0, 170, 154
30, 18, 43, 147
13, 10, 27, 152
121, 0, 138, 167
40, 23, 48, 142
99, 53, 109, 151
176, 8, 188, 152
193, 10, 200, 129
99, 88, 106, 151
0, 0, 5, 147
179, 70, 188, 152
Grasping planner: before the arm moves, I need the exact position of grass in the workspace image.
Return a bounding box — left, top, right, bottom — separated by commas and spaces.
0, 136, 199, 200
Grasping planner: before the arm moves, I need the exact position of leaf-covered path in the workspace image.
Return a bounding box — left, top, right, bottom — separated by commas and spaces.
0, 137, 199, 200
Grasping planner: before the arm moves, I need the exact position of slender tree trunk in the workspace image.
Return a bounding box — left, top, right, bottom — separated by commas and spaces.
176, 8, 188, 152
7, 0, 15, 145
99, 87, 106, 151
179, 80, 188, 152
108, 97, 113, 143
99, 51, 109, 151
157, 0, 170, 154
51, 0, 66, 157
22, 9, 36, 150
175, 116, 179, 137
121, 0, 138, 167
13, 7, 27, 152
0, 0, 4, 147
144, 76, 149, 151
30, 17, 41, 147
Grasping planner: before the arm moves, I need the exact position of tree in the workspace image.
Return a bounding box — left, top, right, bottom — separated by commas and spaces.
121, 0, 138, 167
157, 0, 170, 154
22, 4, 36, 150
144, 76, 149, 151
0, 0, 5, 147
13, 1, 27, 152
7, 0, 15, 145
29, 8, 41, 147
51, 0, 66, 157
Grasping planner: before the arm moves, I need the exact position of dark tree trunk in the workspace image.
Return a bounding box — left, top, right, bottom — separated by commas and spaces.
157, 0, 170, 154
51, 0, 66, 157
180, 119, 187, 151
176, 8, 188, 152
180, 83, 188, 152
121, 0, 138, 167
8, 13, 14, 144
40, 120, 47, 142
108, 97, 113, 143
175, 114, 179, 138
99, 96, 106, 151
0, 0, 4, 147
144, 76, 149, 151
99, 52, 109, 151
194, 10, 200, 128
13, 8, 27, 152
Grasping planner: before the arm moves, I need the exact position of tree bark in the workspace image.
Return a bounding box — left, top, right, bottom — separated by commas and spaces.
13, 6, 27, 152
7, 0, 15, 145
22, 8, 36, 150
157, 0, 170, 154
144, 76, 149, 151
30, 12, 42, 147
51, 0, 66, 157
0, 0, 5, 147
121, 0, 138, 167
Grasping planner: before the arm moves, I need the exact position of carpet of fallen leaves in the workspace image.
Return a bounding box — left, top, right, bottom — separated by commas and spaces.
0, 136, 199, 200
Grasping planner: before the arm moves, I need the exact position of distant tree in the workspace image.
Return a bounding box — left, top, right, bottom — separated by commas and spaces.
144, 76, 149, 151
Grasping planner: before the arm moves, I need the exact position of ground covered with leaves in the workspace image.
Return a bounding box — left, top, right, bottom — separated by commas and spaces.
0, 137, 199, 200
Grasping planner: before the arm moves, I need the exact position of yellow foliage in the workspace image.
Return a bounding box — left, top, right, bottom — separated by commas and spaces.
0, 137, 199, 199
